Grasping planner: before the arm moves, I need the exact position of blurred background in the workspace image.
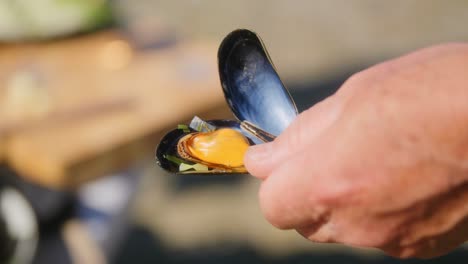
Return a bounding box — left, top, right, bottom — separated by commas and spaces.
1, 0, 468, 263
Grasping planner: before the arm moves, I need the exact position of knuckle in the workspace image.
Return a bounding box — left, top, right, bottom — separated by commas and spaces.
258, 182, 290, 229
343, 70, 369, 87
341, 60, 397, 94
299, 222, 335, 243
353, 225, 398, 249
337, 70, 373, 101
342, 64, 385, 89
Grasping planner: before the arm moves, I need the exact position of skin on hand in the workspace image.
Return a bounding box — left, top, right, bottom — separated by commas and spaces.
244, 43, 468, 259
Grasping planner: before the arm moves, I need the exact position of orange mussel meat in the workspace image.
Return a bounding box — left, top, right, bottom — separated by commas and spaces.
177, 128, 250, 171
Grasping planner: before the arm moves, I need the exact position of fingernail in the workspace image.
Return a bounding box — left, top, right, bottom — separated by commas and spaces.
245, 142, 274, 163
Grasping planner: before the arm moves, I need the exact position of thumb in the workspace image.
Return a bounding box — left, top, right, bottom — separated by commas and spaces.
245, 95, 342, 179
244, 141, 276, 179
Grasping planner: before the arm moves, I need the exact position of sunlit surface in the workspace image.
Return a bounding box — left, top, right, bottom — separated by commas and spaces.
0, 1, 468, 263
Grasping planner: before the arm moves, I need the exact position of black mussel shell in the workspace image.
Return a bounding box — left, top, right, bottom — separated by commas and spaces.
218, 29, 298, 136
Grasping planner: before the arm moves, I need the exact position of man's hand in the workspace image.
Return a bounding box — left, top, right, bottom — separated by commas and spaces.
244, 43, 468, 258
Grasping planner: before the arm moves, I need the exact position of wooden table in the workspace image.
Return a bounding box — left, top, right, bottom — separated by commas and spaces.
0, 31, 232, 189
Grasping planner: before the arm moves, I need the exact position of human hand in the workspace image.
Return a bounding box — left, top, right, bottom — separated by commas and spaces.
244, 43, 468, 258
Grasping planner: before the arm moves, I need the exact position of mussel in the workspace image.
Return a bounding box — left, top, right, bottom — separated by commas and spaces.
155, 29, 298, 174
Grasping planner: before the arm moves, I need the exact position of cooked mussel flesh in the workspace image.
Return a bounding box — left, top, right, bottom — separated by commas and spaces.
177, 128, 249, 172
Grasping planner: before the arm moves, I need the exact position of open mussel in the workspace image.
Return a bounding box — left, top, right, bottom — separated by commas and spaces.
155, 29, 298, 175
157, 118, 253, 174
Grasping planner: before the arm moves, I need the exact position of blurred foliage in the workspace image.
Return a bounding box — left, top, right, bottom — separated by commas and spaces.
0, 0, 113, 41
